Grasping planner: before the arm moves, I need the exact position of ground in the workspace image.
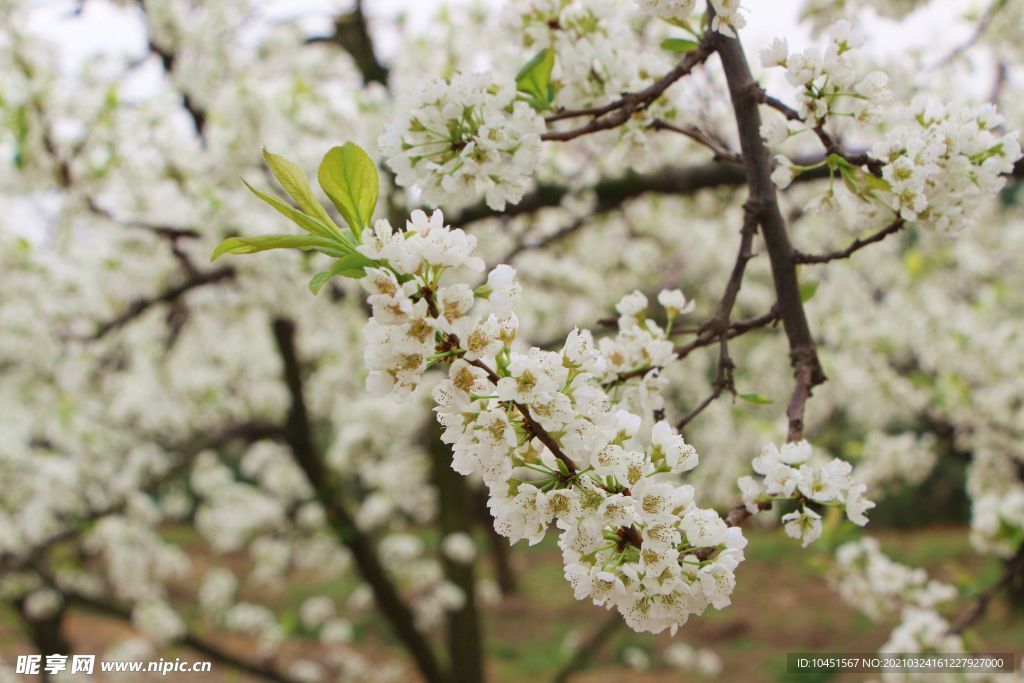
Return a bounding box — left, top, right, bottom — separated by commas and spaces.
1, 526, 1021, 682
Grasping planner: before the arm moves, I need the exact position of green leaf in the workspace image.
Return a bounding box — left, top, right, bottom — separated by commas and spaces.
262, 148, 339, 233
308, 253, 378, 294
516, 48, 556, 111
317, 143, 379, 239
800, 280, 819, 302
660, 38, 698, 53
738, 392, 774, 405
211, 234, 346, 262
243, 179, 352, 248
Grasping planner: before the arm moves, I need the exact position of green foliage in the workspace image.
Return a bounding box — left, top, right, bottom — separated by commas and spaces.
308, 253, 378, 295
516, 49, 557, 111
800, 280, 819, 302
738, 392, 774, 405
660, 38, 699, 53
212, 143, 382, 292
242, 179, 347, 243
211, 234, 348, 261
262, 148, 339, 232
317, 143, 379, 239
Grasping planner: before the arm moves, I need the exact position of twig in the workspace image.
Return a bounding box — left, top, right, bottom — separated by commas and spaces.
551, 611, 623, 683
933, 0, 1010, 69
89, 266, 236, 340
949, 542, 1024, 635
465, 358, 579, 474
542, 36, 715, 142
650, 118, 742, 163
795, 218, 905, 264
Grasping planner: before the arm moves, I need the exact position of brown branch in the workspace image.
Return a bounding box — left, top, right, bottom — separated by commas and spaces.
270, 318, 445, 683
795, 218, 905, 264
551, 610, 623, 683
135, 3, 207, 142
715, 17, 826, 444
426, 422, 485, 683
90, 266, 236, 340
603, 307, 780, 389
60, 591, 299, 683
500, 215, 589, 263
542, 36, 715, 142
305, 0, 389, 86
452, 155, 1023, 230
757, 92, 883, 176
650, 119, 741, 164
86, 198, 200, 241
465, 358, 579, 474
674, 203, 758, 430
933, 0, 1010, 69
949, 542, 1024, 635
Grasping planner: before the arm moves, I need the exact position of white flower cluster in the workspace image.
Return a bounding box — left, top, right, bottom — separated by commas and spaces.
872, 98, 1022, 232
738, 441, 875, 547
830, 538, 957, 621
880, 607, 963, 658
663, 642, 723, 676
970, 488, 1024, 559
635, 0, 746, 37
508, 0, 675, 169
380, 73, 545, 211
356, 209, 490, 399
635, 0, 696, 22
352, 208, 745, 634
759, 20, 890, 127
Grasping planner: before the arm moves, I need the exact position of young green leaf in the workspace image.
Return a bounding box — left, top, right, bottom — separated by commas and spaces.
262, 148, 339, 233
243, 179, 352, 248
660, 38, 698, 53
317, 143, 379, 239
800, 280, 820, 302
738, 392, 774, 405
516, 48, 556, 110
211, 234, 348, 262
308, 253, 378, 294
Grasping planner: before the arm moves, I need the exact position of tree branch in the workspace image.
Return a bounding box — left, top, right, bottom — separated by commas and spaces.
61, 591, 299, 683
134, 1, 207, 142
427, 422, 485, 683
542, 36, 716, 142
305, 0, 388, 86
794, 218, 905, 264
949, 542, 1024, 635
269, 318, 445, 683
714, 19, 826, 443
90, 266, 236, 340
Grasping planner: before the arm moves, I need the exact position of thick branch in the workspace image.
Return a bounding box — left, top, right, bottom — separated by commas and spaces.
306, 0, 389, 86
452, 156, 1023, 229
427, 422, 485, 683
715, 22, 826, 443
270, 318, 445, 683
